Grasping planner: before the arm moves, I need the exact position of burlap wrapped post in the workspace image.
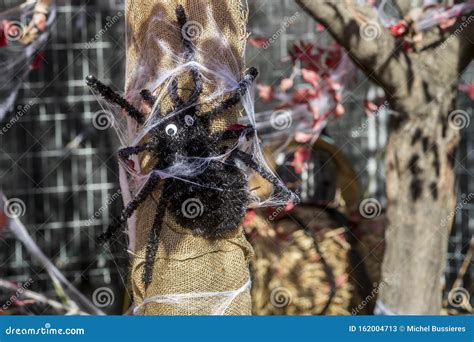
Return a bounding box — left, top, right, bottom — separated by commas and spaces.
125, 0, 253, 315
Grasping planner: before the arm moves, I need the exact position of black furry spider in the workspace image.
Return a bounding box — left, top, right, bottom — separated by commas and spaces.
86, 5, 292, 288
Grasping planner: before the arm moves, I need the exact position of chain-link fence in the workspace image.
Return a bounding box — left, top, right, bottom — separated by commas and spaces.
0, 0, 128, 314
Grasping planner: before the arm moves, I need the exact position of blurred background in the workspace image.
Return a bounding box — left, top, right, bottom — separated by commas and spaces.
0, 0, 472, 315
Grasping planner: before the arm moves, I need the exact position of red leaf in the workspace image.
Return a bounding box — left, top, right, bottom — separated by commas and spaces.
290, 41, 316, 64
334, 103, 345, 117
280, 78, 294, 92
365, 99, 379, 113
248, 37, 269, 49
31, 51, 45, 70
325, 44, 343, 69
389, 21, 408, 37
459, 83, 474, 100
315, 23, 326, 32
401, 40, 412, 52
308, 104, 320, 120
292, 88, 318, 104
335, 274, 348, 288
243, 209, 256, 227
301, 68, 320, 89
295, 132, 313, 143
291, 147, 311, 174
0, 21, 9, 48
0, 210, 8, 230
228, 123, 248, 131
257, 83, 274, 102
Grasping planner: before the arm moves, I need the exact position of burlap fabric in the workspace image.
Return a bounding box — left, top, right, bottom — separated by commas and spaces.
125, 0, 253, 315
245, 206, 353, 315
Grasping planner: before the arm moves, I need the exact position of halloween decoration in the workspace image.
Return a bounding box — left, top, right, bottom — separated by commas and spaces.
87, 5, 297, 288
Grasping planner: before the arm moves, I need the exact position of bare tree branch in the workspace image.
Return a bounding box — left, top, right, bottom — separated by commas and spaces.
0, 279, 87, 315
392, 0, 414, 18
296, 0, 474, 112
295, 0, 413, 98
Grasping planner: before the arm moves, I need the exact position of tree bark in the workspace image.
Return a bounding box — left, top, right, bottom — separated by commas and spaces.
296, 0, 473, 314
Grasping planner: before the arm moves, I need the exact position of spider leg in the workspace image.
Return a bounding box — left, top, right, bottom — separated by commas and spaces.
140, 89, 157, 107
169, 78, 184, 107
118, 144, 153, 163
142, 181, 170, 288
86, 75, 145, 125
176, 5, 202, 105
230, 149, 292, 198
201, 67, 258, 120
212, 125, 255, 142
97, 173, 161, 245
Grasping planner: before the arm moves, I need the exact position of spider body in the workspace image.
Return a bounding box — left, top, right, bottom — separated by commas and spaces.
145, 99, 251, 238
86, 5, 294, 287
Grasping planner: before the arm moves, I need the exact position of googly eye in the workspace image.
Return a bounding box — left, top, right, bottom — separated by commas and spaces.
165, 123, 178, 136
184, 115, 194, 126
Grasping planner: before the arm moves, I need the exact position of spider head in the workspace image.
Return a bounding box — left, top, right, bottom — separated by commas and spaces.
153, 106, 210, 158
161, 111, 200, 139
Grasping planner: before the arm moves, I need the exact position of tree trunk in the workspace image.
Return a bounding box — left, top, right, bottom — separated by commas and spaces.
295, 0, 473, 314
380, 94, 460, 314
